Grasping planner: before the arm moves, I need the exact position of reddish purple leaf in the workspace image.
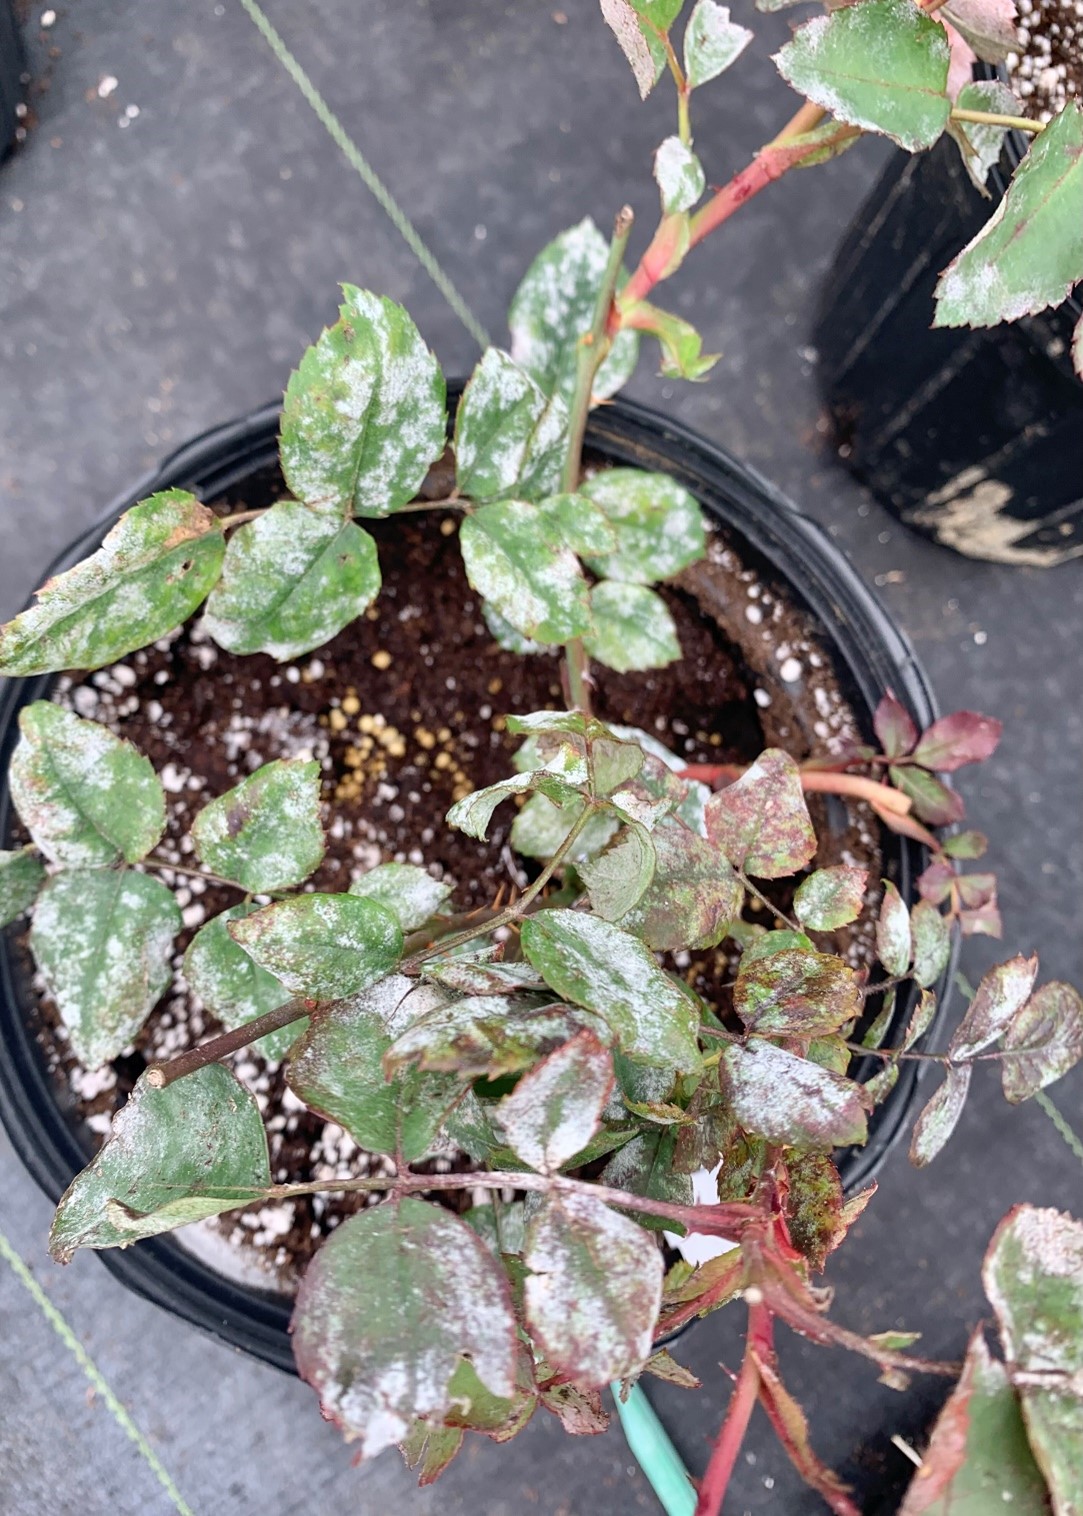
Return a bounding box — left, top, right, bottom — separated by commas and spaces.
950, 955, 1039, 1060
918, 860, 956, 905
960, 902, 1003, 938
910, 1064, 972, 1166
755, 1353, 861, 1516
956, 872, 997, 910
890, 765, 966, 826
1001, 982, 1083, 1103
913, 712, 1002, 773
704, 748, 816, 879
873, 691, 918, 760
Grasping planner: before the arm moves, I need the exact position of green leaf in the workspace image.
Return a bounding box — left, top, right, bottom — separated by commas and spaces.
400, 1423, 464, 1485
599, 0, 664, 98
705, 748, 816, 878
683, 0, 753, 88
911, 900, 952, 988
349, 863, 452, 932
616, 815, 742, 951
0, 849, 46, 928
0, 491, 225, 676
584, 581, 681, 673
948, 81, 1022, 196
202, 502, 381, 660
292, 1197, 519, 1457
734, 947, 861, 1038
890, 763, 965, 825
460, 500, 591, 644
31, 869, 181, 1068
481, 602, 547, 655
511, 792, 618, 861
286, 977, 464, 1159
279, 286, 446, 519
793, 865, 868, 931
783, 1152, 846, 1269
523, 1190, 663, 1384
191, 759, 324, 893
899, 1327, 1050, 1516
49, 1066, 270, 1262
773, 0, 951, 152
983, 1206, 1083, 1515
521, 910, 703, 1073
580, 469, 706, 584
388, 992, 609, 1079
579, 823, 657, 919
463, 1200, 528, 1257
1001, 982, 1083, 1104
720, 1038, 869, 1149
622, 300, 721, 380
536, 493, 618, 556
183, 905, 303, 1061
654, 136, 705, 214
9, 702, 165, 868
876, 881, 913, 977
448, 764, 584, 843
229, 892, 403, 999
601, 1128, 693, 1231
497, 1030, 614, 1173
454, 349, 568, 503
508, 218, 639, 404
950, 955, 1039, 1060
936, 104, 1083, 328
909, 1063, 972, 1166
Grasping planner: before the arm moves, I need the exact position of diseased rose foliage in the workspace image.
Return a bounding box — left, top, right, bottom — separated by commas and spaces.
1, 2, 1078, 1511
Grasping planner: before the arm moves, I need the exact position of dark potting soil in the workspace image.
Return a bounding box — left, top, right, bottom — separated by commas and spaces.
1007, 0, 1082, 121
19, 454, 883, 1289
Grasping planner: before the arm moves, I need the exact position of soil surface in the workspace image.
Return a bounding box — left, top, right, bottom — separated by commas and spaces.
1007, 0, 1082, 120
17, 456, 884, 1288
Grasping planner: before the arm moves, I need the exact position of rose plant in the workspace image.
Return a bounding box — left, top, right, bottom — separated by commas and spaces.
1, 3, 1081, 1511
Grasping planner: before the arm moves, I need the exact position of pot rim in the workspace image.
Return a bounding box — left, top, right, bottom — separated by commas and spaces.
0, 395, 955, 1374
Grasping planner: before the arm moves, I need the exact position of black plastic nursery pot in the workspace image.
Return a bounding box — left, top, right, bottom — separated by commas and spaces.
814, 131, 1083, 567
0, 398, 951, 1376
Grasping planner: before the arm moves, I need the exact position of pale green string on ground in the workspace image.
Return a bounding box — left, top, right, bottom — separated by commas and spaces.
237, 0, 491, 352
1035, 1089, 1083, 1169
0, 1221, 196, 1516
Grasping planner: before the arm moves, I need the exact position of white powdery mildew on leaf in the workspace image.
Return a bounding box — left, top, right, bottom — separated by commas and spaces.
191, 758, 325, 893
202, 501, 381, 661
935, 102, 1083, 328
950, 954, 1038, 1059
31, 868, 181, 1068
349, 862, 452, 932
0, 490, 225, 676
909, 1062, 972, 1165
454, 349, 568, 503
580, 468, 706, 585
520, 909, 702, 1073
508, 218, 640, 405
10, 701, 165, 867
49, 1065, 271, 1261
523, 1189, 662, 1386
653, 137, 706, 215
949, 81, 1022, 193
279, 287, 446, 519
584, 581, 681, 673
497, 1031, 615, 1172
0, 848, 46, 928
773, 0, 951, 152
721, 1037, 869, 1149
292, 1198, 518, 1457
388, 992, 608, 1079
229, 892, 403, 999
683, 1, 753, 88
599, 0, 659, 98
460, 499, 591, 645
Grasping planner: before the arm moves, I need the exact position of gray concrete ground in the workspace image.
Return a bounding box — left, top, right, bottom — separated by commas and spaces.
1, 3, 1081, 1513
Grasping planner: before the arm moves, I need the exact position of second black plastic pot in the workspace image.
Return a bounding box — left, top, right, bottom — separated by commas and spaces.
815, 132, 1083, 567
0, 397, 950, 1375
